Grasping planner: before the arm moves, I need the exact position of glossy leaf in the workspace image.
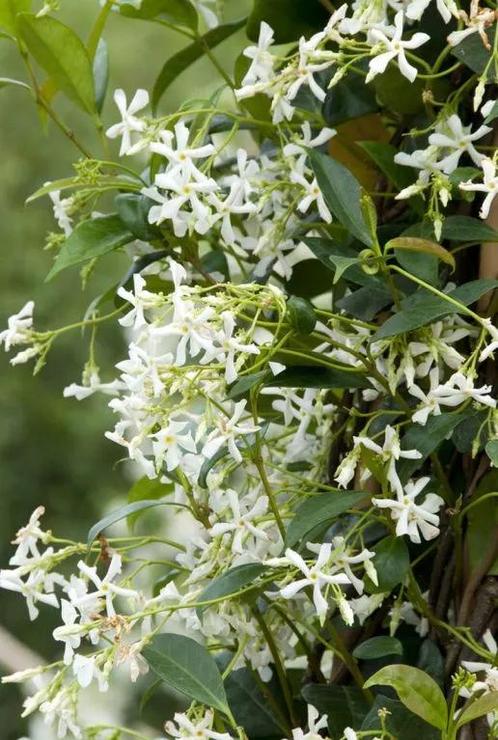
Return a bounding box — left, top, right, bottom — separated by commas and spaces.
115, 193, 162, 241
398, 412, 463, 482
152, 18, 245, 110
87, 499, 182, 546
308, 149, 373, 247
227, 371, 268, 400
127, 477, 174, 528
0, 0, 30, 35
18, 14, 95, 114
287, 296, 317, 335
360, 141, 415, 192
27, 175, 141, 202
374, 279, 498, 339
387, 237, 455, 270
366, 536, 409, 593
225, 667, 288, 736
361, 695, 439, 739
197, 563, 266, 613
323, 72, 378, 125
286, 490, 369, 547
301, 684, 370, 737
353, 636, 403, 660
269, 365, 369, 390
364, 665, 448, 730
143, 633, 230, 714
451, 25, 497, 79
247, 0, 328, 43
46, 214, 134, 280
329, 254, 359, 284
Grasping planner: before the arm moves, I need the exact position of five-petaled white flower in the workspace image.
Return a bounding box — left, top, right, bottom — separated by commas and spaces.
75, 554, 138, 618
366, 12, 430, 84
151, 419, 197, 472
429, 115, 490, 174
431, 371, 496, 409
240, 21, 275, 86
373, 477, 444, 543
210, 490, 269, 553
202, 400, 260, 464
460, 158, 498, 219
291, 704, 329, 740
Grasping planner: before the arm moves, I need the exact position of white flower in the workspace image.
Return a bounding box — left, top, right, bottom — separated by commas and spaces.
366, 12, 429, 84
151, 419, 197, 472
373, 477, 444, 543
267, 544, 351, 623
460, 158, 498, 219
431, 371, 496, 409
117, 273, 163, 330
115, 639, 150, 682
343, 730, 357, 740
75, 553, 138, 618
106, 88, 149, 156
0, 568, 59, 620
461, 630, 498, 705
0, 300, 35, 351
9, 506, 48, 566
145, 171, 218, 236
429, 115, 491, 174
354, 424, 421, 496
291, 171, 332, 223
291, 704, 329, 740
285, 35, 331, 104
165, 709, 234, 740
240, 21, 275, 87
39, 686, 82, 738
283, 122, 336, 162
150, 121, 215, 183
63, 370, 123, 401
72, 654, 108, 691
53, 599, 81, 665
210, 490, 269, 553
406, 0, 457, 23
48, 190, 74, 235
202, 311, 260, 384
409, 367, 442, 425
202, 400, 260, 464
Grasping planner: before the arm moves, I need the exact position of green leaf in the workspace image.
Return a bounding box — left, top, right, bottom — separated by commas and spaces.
87, 499, 182, 546
353, 636, 403, 661
398, 412, 463, 482
486, 439, 498, 466
115, 193, 162, 241
152, 18, 245, 111
451, 25, 497, 79
466, 471, 498, 576
303, 238, 375, 287
46, 214, 134, 280
301, 684, 370, 737
225, 668, 288, 736
374, 279, 498, 339
27, 175, 141, 203
323, 72, 378, 125
286, 258, 334, 298
457, 691, 498, 727
246, 0, 328, 43
287, 296, 317, 335
197, 563, 266, 613
484, 100, 498, 124
387, 237, 455, 270
127, 477, 174, 529
120, 0, 198, 30
364, 665, 448, 730
18, 14, 95, 114
93, 37, 108, 114
0, 0, 30, 35
227, 371, 268, 400
286, 490, 369, 547
417, 639, 444, 688
360, 141, 415, 192
441, 215, 498, 242
269, 365, 369, 390
366, 536, 409, 594
361, 695, 439, 740
337, 284, 392, 321
143, 633, 229, 714
308, 149, 373, 247
328, 254, 359, 284
0, 76, 30, 92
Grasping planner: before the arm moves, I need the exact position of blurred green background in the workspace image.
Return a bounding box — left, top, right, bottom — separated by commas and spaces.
0, 1, 246, 734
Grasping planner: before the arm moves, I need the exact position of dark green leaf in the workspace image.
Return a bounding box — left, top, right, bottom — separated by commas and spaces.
143, 633, 229, 714
328, 254, 359, 284
93, 38, 108, 114
308, 149, 373, 246
304, 238, 375, 286
301, 684, 370, 737
287, 296, 317, 335
322, 72, 378, 125
286, 258, 334, 298
398, 412, 463, 481
197, 563, 267, 613
247, 0, 328, 43
366, 536, 409, 594
87, 499, 182, 546
364, 665, 448, 729
374, 279, 498, 339
441, 215, 498, 242
46, 214, 134, 280
451, 25, 497, 79
115, 193, 162, 241
227, 371, 268, 400
353, 636, 403, 661
337, 284, 392, 321
152, 18, 246, 111
286, 490, 369, 547
361, 695, 439, 740
120, 0, 198, 30
225, 668, 288, 736
360, 141, 415, 192
198, 445, 229, 488
269, 365, 370, 390
417, 639, 444, 687
19, 14, 95, 114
